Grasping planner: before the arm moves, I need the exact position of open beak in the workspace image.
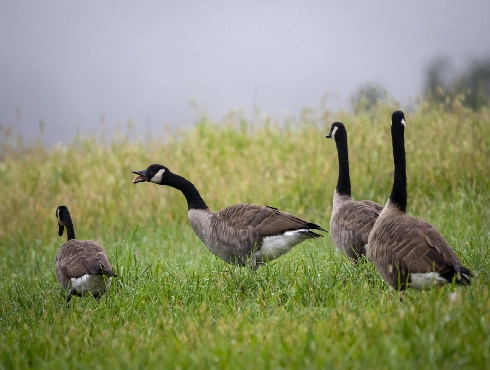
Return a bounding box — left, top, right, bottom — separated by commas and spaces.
132, 170, 148, 184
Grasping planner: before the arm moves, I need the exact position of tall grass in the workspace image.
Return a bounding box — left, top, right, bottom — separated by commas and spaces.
0, 102, 489, 369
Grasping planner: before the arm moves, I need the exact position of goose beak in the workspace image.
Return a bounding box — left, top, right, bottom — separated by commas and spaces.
326, 133, 332, 138
58, 224, 64, 236
132, 170, 148, 183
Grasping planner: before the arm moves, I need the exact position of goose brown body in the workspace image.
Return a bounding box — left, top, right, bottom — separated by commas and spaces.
330, 195, 382, 259
368, 111, 474, 289
189, 204, 324, 266
369, 202, 473, 289
55, 206, 115, 302
132, 164, 326, 269
55, 240, 115, 290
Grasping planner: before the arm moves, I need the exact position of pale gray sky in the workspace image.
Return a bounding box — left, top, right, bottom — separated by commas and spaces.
1, 1, 489, 145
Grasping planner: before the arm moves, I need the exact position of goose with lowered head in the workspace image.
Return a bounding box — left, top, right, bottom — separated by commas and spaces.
55, 206, 116, 302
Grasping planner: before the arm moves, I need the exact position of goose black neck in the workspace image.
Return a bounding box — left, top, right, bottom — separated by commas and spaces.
61, 213, 76, 241
389, 124, 407, 212
335, 135, 351, 196
166, 173, 208, 210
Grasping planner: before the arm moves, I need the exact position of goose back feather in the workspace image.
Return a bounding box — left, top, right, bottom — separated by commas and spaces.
370, 206, 473, 289
330, 196, 383, 259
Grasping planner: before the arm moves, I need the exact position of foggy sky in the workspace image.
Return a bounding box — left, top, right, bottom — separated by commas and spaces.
1, 1, 489, 145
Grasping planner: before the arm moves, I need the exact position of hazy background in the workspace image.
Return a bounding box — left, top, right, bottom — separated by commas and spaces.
1, 1, 489, 145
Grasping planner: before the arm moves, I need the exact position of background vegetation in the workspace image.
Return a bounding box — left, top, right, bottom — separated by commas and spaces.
424, 56, 490, 111
0, 101, 489, 369
352, 56, 490, 114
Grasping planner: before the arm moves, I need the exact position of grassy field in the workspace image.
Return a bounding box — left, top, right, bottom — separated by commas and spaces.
1, 102, 489, 369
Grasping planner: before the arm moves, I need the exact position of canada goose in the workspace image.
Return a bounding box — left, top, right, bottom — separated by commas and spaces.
132, 164, 326, 269
368, 111, 475, 289
326, 122, 383, 261
55, 206, 116, 302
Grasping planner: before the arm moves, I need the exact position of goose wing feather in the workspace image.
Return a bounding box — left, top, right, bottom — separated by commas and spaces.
395, 217, 460, 273
333, 200, 382, 245
370, 214, 468, 287
56, 240, 115, 288
207, 204, 324, 264
217, 204, 325, 237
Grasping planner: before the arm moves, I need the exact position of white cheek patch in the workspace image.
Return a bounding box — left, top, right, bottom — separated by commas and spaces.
401, 118, 406, 128
56, 209, 63, 226
151, 168, 166, 183
331, 126, 339, 140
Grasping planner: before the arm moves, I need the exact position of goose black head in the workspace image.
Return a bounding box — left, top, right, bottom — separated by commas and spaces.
132, 164, 170, 185
391, 111, 406, 129
326, 122, 347, 142
56, 205, 69, 236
